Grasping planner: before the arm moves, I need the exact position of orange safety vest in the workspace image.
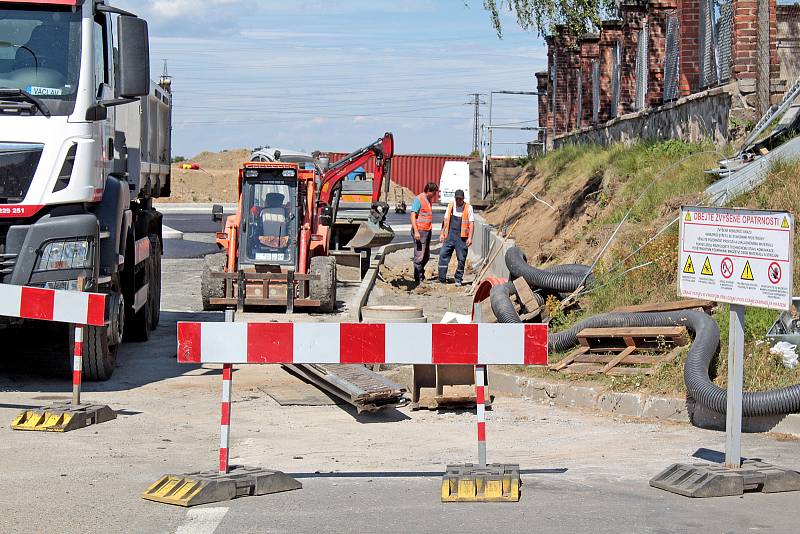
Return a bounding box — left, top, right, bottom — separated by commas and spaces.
415, 193, 433, 231
442, 202, 473, 239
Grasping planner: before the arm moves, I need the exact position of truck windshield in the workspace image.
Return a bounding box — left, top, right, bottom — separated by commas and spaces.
0, 6, 82, 116
242, 174, 298, 266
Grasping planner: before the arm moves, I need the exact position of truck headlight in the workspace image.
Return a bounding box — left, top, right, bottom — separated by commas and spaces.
37, 239, 92, 271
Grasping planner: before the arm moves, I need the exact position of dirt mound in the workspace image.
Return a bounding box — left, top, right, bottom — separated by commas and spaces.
160, 148, 414, 205
159, 149, 249, 203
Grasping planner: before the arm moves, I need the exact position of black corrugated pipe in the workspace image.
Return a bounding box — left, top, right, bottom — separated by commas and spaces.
505, 247, 593, 293
489, 281, 545, 323
549, 310, 800, 417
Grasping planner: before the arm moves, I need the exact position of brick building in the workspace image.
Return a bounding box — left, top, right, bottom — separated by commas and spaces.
537, 0, 785, 148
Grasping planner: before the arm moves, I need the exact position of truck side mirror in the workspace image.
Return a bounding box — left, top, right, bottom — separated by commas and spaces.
318, 157, 330, 171
319, 205, 333, 227
212, 204, 224, 223
117, 16, 150, 98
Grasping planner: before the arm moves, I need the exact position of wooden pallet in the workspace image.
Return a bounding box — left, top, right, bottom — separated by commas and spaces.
550, 326, 689, 376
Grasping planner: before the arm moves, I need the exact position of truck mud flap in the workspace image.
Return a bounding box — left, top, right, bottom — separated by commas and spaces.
11, 403, 116, 432
142, 466, 301, 507
441, 464, 521, 502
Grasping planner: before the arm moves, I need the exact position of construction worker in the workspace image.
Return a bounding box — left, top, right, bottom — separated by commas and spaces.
410, 182, 438, 285
438, 189, 473, 287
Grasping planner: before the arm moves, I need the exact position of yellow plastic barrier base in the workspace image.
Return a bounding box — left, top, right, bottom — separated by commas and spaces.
11, 403, 116, 432
441, 464, 520, 502
142, 466, 302, 507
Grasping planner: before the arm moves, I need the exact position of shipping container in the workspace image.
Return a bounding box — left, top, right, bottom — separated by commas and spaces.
321, 152, 473, 197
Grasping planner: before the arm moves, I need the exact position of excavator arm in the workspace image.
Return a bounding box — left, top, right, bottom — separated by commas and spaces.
318, 132, 394, 204
316, 132, 396, 249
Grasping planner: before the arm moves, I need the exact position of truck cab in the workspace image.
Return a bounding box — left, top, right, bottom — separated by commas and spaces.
0, 1, 171, 379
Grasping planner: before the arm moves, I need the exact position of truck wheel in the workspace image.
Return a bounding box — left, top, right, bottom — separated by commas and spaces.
148, 235, 161, 329
80, 324, 116, 381
126, 252, 152, 342
202, 252, 227, 311
310, 256, 337, 313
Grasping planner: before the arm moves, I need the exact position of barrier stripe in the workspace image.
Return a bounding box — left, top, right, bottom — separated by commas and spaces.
476, 365, 487, 467
219, 364, 233, 474
178, 323, 549, 365
72, 325, 84, 405
0, 283, 106, 326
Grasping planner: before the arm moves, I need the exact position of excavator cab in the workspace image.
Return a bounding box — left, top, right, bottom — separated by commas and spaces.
240, 167, 298, 267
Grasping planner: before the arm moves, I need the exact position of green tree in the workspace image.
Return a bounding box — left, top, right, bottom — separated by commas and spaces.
482, 0, 616, 37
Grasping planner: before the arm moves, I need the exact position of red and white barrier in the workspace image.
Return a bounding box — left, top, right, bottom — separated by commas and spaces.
0, 283, 105, 326
177, 320, 549, 475
177, 322, 548, 365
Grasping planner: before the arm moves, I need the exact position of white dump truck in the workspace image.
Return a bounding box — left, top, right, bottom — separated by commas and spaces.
0, 1, 171, 379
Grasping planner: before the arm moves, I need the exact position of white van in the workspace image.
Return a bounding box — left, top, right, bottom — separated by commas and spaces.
438, 161, 470, 205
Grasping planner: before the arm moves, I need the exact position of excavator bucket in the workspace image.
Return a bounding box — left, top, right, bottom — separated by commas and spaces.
345, 221, 395, 249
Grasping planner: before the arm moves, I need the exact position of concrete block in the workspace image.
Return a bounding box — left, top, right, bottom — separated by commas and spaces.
641, 396, 689, 421
596, 391, 645, 417
738, 78, 757, 93
557, 384, 601, 410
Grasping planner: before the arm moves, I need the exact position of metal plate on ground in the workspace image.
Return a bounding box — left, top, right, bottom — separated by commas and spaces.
258, 371, 345, 406
442, 463, 520, 502
650, 460, 800, 497
11, 403, 116, 432
142, 466, 302, 507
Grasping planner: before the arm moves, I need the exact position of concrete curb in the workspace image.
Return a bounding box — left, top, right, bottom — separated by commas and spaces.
162, 225, 183, 240
344, 242, 413, 322
487, 368, 800, 437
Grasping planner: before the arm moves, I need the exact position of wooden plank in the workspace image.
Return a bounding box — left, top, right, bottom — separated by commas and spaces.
561, 363, 603, 375
613, 299, 714, 314
579, 326, 687, 339
601, 345, 636, 374
571, 353, 663, 365
513, 277, 540, 310
209, 298, 321, 307
551, 346, 589, 371
656, 346, 683, 364
607, 367, 656, 376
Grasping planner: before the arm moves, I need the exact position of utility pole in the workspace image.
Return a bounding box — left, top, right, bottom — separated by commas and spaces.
466, 93, 486, 155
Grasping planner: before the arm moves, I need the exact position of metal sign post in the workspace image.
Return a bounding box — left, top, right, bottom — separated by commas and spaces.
724, 304, 745, 469
651, 206, 800, 497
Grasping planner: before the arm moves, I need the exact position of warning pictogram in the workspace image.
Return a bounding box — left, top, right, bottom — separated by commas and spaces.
782, 217, 791, 229
720, 257, 734, 279
741, 261, 754, 281
683, 255, 695, 274
768, 262, 782, 285
701, 256, 713, 276
685, 212, 692, 222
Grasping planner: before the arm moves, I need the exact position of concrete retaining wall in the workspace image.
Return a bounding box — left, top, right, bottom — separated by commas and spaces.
470, 214, 514, 280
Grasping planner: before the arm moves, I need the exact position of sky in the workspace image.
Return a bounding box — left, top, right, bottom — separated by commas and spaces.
115, 0, 547, 158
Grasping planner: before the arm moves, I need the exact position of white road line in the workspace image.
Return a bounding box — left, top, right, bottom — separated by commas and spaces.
175, 507, 229, 534
163, 225, 184, 240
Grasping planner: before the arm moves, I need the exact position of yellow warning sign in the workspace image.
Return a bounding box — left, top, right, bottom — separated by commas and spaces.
683, 255, 695, 274
685, 212, 692, 222
741, 260, 754, 281
782, 217, 790, 229
701, 257, 713, 276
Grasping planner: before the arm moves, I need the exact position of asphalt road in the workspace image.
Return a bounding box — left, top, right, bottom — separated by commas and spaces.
162, 211, 445, 259
2, 255, 800, 532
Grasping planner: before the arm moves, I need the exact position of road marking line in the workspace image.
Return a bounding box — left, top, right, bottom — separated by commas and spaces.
175, 507, 228, 534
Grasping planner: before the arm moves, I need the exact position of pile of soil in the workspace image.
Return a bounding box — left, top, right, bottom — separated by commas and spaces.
159, 148, 415, 205
159, 149, 250, 203
483, 166, 609, 266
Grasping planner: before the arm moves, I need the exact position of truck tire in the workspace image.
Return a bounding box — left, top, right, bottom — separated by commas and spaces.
310, 256, 337, 313
127, 251, 152, 342
202, 252, 227, 311
80, 324, 116, 381
148, 235, 161, 329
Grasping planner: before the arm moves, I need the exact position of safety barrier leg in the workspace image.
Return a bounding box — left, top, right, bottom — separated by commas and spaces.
475, 364, 487, 468
141, 309, 301, 507
440, 363, 520, 503
219, 364, 233, 474
72, 324, 83, 406
11, 322, 116, 432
